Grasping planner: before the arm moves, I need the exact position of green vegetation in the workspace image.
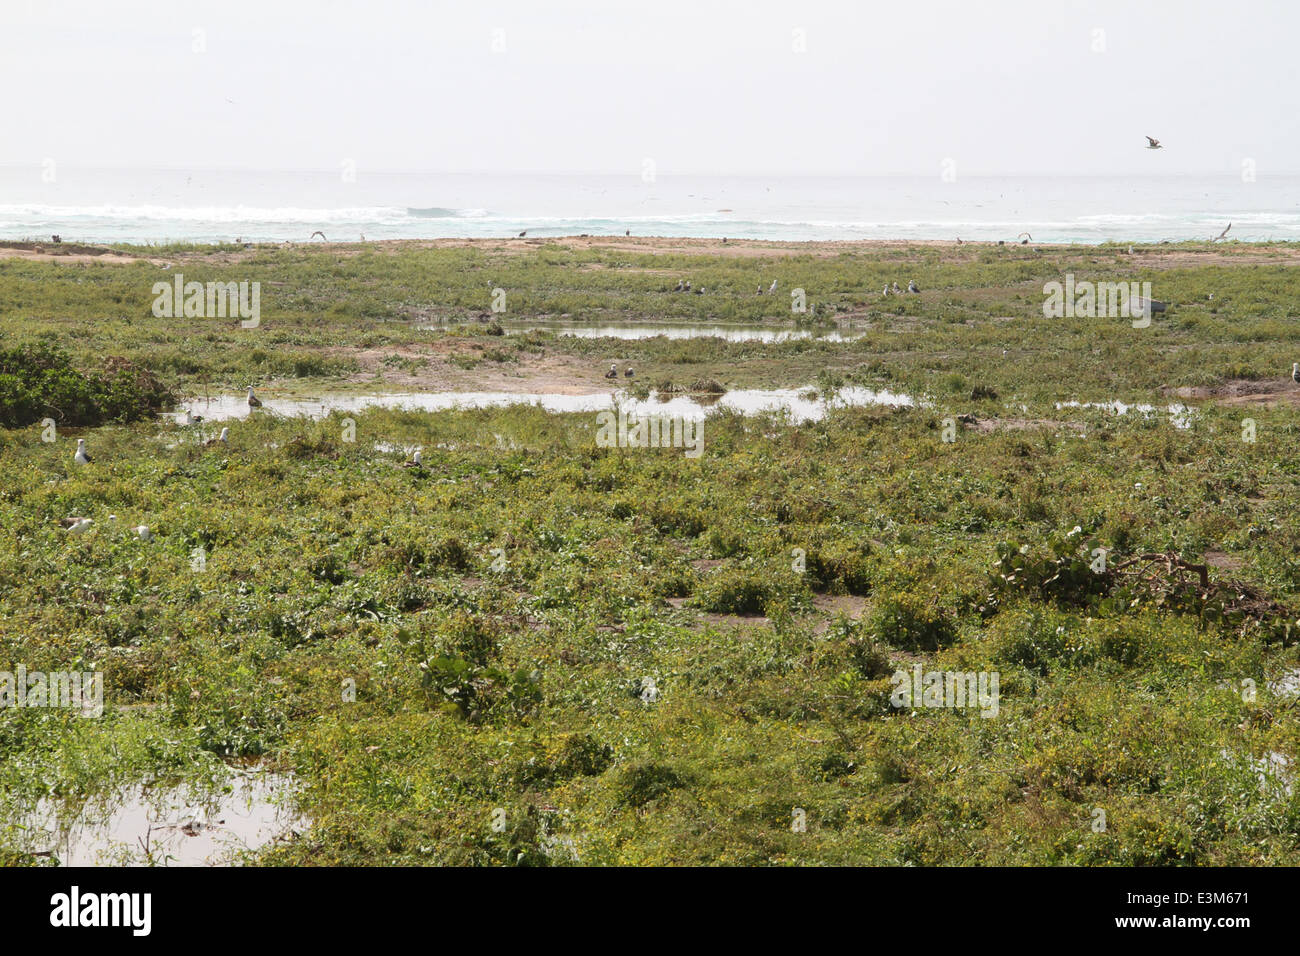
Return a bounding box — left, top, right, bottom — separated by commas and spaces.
2, 239, 1300, 865
0, 341, 173, 428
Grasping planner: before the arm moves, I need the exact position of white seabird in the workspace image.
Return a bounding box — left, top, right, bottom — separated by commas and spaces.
134, 525, 152, 541
908, 279, 920, 293
247, 386, 262, 408
59, 517, 93, 532
768, 279, 778, 294
74, 438, 92, 465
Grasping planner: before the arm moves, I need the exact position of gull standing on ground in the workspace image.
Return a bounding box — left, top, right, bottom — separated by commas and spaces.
74, 438, 92, 465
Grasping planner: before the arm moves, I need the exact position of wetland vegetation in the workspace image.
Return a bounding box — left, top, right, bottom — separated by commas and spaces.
2, 237, 1300, 865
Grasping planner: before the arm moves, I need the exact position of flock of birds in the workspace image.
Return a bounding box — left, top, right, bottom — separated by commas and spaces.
882, 279, 921, 296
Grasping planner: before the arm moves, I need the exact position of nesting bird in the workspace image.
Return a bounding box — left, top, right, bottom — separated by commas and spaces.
183, 409, 203, 425
246, 386, 262, 408
891, 282, 902, 295
908, 279, 920, 293
605, 363, 619, 380
134, 525, 152, 541
674, 279, 684, 292
403, 448, 424, 469
624, 366, 634, 378
204, 427, 229, 447
74, 438, 92, 465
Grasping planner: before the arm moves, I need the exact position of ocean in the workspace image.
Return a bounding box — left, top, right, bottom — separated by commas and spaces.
1, 167, 1297, 245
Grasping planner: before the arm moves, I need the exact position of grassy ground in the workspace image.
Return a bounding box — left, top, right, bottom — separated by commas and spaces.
2, 238, 1300, 865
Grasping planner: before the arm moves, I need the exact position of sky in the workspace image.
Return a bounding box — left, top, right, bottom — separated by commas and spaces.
2, 0, 1297, 177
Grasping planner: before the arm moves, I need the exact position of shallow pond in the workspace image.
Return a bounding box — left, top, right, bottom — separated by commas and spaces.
176, 385, 917, 425
20, 769, 303, 866
423, 321, 865, 343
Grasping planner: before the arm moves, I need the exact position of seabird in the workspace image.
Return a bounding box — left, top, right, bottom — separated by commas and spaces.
1214, 223, 1232, 242
403, 448, 424, 469
517, 230, 527, 238
694, 286, 704, 295
624, 366, 634, 378
769, 279, 778, 294
882, 285, 890, 297
134, 525, 152, 541
1293, 362, 1299, 384
310, 230, 327, 241
183, 409, 203, 425
1145, 136, 1163, 150
59, 517, 92, 532
891, 282, 902, 295
684, 281, 691, 292
74, 438, 92, 465
756, 285, 763, 295
908, 279, 920, 293
605, 363, 618, 379
674, 280, 684, 292
204, 427, 229, 447
246, 386, 262, 408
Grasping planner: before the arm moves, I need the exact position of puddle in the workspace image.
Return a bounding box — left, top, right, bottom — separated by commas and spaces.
175, 385, 917, 425
1054, 400, 1194, 429
1267, 668, 1300, 697
16, 769, 304, 866
1219, 748, 1294, 798
424, 321, 865, 343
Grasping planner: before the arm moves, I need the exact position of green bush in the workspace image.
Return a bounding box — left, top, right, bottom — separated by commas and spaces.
0, 342, 173, 428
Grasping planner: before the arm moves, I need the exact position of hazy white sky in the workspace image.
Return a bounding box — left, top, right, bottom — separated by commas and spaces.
2, 0, 1297, 176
